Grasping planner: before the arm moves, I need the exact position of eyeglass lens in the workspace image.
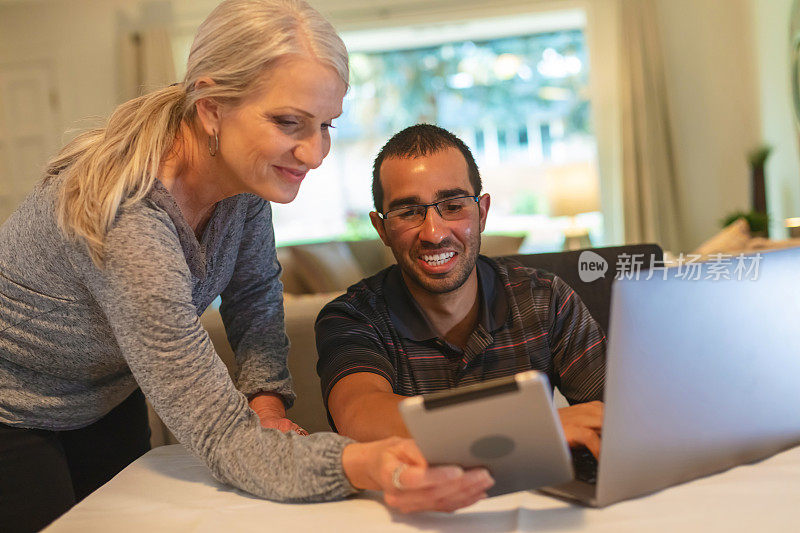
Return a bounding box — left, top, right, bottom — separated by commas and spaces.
386, 196, 476, 228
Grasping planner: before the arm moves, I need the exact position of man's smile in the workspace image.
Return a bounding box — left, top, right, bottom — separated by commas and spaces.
420, 251, 456, 266
415, 249, 460, 276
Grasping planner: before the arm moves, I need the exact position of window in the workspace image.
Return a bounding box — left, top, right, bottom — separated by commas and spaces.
274, 9, 603, 251
175, 8, 606, 252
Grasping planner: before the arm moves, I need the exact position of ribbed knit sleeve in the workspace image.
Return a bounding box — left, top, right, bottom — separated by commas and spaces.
219, 198, 294, 404
73, 205, 357, 502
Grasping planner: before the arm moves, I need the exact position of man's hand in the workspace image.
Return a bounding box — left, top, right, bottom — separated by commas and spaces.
255, 416, 309, 435
558, 401, 603, 458
249, 391, 308, 436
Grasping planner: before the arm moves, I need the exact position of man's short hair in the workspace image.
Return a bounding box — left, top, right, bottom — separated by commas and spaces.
372, 124, 482, 212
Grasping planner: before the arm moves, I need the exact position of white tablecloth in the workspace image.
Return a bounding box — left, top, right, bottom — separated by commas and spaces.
45, 444, 800, 532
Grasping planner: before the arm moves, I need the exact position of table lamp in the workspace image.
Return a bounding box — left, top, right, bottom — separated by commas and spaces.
546, 162, 601, 250
785, 217, 800, 238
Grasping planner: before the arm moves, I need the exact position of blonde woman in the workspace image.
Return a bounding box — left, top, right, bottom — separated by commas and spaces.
0, 1, 493, 530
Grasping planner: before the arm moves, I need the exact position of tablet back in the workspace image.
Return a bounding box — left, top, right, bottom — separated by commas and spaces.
399, 371, 573, 496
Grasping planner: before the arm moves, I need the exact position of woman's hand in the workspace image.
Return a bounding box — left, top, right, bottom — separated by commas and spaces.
341, 437, 494, 514
249, 392, 308, 436
256, 416, 309, 435
558, 400, 604, 458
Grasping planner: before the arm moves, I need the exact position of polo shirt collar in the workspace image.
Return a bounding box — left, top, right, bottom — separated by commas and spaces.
382, 255, 509, 342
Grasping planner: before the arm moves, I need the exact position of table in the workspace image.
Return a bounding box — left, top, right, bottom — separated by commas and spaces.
45, 444, 800, 532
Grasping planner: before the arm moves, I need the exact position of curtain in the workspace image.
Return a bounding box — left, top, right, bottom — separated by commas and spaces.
618, 0, 683, 252
118, 28, 176, 103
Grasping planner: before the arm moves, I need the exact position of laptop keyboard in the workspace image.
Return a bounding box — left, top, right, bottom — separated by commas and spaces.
571, 447, 598, 484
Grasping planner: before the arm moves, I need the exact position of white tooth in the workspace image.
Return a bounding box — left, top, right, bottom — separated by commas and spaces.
421, 251, 455, 264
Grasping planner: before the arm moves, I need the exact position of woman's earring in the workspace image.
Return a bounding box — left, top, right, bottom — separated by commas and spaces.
208, 130, 219, 157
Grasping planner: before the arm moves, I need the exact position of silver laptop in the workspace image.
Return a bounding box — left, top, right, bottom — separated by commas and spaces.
545, 247, 800, 506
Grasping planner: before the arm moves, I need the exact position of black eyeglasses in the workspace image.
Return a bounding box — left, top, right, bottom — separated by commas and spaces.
379, 195, 480, 230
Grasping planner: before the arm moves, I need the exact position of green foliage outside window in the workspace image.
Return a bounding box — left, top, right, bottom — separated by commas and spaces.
270, 25, 602, 250
338, 29, 591, 144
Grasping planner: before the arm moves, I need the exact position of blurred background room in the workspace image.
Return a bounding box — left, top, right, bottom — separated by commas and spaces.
0, 0, 798, 264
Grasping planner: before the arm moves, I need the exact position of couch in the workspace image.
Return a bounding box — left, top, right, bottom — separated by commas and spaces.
274, 235, 527, 295
147, 240, 661, 446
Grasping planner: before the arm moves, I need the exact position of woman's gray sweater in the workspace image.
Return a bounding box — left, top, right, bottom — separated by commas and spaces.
0, 177, 356, 502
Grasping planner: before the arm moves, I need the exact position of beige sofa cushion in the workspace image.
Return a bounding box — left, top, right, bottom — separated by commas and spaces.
692, 218, 751, 256
203, 293, 337, 434
282, 292, 343, 433
481, 234, 525, 257
276, 246, 308, 295
290, 242, 365, 293
345, 239, 395, 276
691, 219, 800, 258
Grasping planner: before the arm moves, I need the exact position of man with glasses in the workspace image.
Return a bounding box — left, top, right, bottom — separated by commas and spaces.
315, 124, 605, 457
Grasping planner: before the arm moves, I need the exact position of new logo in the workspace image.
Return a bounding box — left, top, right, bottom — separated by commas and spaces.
578, 251, 608, 282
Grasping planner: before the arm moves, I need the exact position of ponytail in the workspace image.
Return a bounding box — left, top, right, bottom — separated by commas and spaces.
48, 84, 186, 266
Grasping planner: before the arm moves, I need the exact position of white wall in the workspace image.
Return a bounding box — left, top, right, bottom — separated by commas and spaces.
0, 0, 195, 221
0, 0, 132, 144
750, 0, 800, 238
0, 0, 191, 145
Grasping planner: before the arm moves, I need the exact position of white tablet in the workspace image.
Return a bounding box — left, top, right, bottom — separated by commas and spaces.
398, 370, 573, 496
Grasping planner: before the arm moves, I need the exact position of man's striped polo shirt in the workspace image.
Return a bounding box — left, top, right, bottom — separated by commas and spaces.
315, 255, 606, 415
